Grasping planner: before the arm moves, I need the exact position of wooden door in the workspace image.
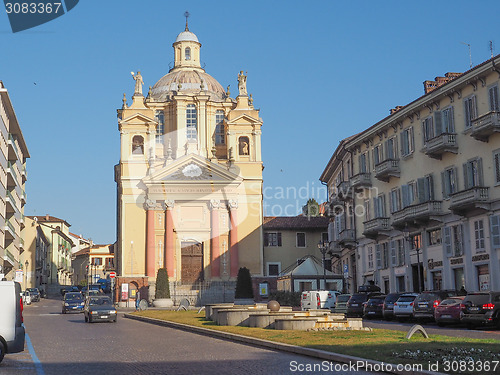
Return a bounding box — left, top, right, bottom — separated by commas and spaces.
181, 242, 204, 284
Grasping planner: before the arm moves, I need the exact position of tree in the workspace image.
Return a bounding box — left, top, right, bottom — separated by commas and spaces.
155, 268, 170, 299
234, 267, 254, 299
302, 198, 320, 217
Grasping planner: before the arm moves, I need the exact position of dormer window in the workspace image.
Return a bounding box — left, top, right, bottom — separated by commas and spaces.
185, 47, 191, 61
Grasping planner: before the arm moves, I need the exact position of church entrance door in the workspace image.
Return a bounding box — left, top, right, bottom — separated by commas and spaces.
181, 242, 204, 284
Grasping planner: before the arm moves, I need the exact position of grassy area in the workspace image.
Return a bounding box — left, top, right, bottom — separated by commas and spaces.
133, 310, 500, 374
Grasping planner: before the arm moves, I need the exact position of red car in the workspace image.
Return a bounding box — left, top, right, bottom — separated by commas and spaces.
434, 296, 465, 327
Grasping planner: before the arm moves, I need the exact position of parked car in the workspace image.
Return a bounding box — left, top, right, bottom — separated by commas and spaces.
358, 284, 381, 293
301, 290, 339, 310
0, 281, 25, 363
84, 296, 117, 323
27, 288, 40, 302
62, 292, 85, 314
21, 291, 31, 305
434, 296, 465, 326
413, 290, 458, 322
363, 295, 386, 319
393, 293, 419, 320
461, 292, 500, 329
332, 294, 351, 314
382, 293, 403, 320
346, 292, 382, 317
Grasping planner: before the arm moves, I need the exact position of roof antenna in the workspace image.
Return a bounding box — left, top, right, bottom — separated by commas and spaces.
184, 11, 190, 31
461, 42, 473, 68
490, 40, 495, 59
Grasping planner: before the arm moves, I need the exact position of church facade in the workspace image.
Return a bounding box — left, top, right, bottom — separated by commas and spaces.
114, 24, 264, 295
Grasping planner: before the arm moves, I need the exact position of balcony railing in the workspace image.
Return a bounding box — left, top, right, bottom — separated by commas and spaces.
449, 187, 489, 213
21, 165, 27, 181
392, 201, 444, 228
350, 172, 372, 190
363, 217, 391, 238
329, 241, 342, 255
375, 159, 400, 182
423, 133, 458, 158
336, 181, 352, 200
7, 161, 18, 182
5, 249, 15, 265
338, 229, 356, 249
471, 111, 500, 142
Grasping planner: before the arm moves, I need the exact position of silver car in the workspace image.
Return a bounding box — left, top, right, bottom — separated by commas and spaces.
393, 293, 419, 320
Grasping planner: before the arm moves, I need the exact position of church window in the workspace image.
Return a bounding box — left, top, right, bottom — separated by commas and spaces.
186, 104, 197, 140
155, 110, 164, 143
185, 47, 191, 60
239, 136, 249, 155
132, 135, 144, 155
215, 110, 225, 145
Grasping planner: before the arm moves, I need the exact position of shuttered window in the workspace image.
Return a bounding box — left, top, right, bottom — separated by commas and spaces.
441, 167, 458, 198
474, 220, 485, 252
464, 95, 477, 128
489, 85, 499, 111
264, 232, 282, 247
442, 107, 455, 133
494, 150, 500, 184
400, 127, 414, 156
463, 158, 483, 189
490, 215, 500, 248
423, 117, 434, 142
376, 244, 381, 269
390, 241, 397, 267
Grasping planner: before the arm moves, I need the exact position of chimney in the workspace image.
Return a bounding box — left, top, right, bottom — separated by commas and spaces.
390, 106, 404, 115
423, 72, 462, 94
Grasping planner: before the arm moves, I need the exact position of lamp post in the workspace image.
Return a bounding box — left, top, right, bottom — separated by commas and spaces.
404, 228, 422, 293
317, 240, 329, 289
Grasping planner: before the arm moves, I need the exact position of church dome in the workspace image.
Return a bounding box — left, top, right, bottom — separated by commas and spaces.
150, 69, 226, 102
175, 30, 199, 43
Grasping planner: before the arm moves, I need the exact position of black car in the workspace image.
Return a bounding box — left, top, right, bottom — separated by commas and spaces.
461, 292, 500, 329
84, 296, 117, 323
332, 294, 351, 314
346, 292, 382, 317
382, 293, 402, 320
62, 292, 85, 313
413, 290, 458, 322
27, 288, 40, 302
61, 286, 79, 296
363, 295, 386, 319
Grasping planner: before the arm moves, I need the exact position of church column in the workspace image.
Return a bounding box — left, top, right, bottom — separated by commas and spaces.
145, 199, 156, 277
210, 200, 221, 278
165, 200, 175, 278
198, 97, 208, 157
229, 199, 239, 277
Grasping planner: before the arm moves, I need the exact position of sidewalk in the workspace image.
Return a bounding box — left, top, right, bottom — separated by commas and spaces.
124, 313, 445, 375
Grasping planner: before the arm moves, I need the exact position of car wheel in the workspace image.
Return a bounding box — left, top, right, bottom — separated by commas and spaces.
0, 340, 5, 363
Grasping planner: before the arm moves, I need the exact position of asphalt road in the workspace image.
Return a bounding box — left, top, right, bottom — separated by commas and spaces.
1, 298, 379, 375
362, 317, 500, 340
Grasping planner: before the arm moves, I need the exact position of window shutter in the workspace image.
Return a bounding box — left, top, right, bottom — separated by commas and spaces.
390, 241, 397, 266
417, 178, 426, 203
463, 162, 470, 189
264, 233, 269, 247
453, 167, 459, 193
400, 131, 406, 155
427, 175, 434, 200
477, 158, 484, 186
277, 233, 282, 247
409, 127, 414, 153
381, 194, 386, 216
376, 244, 381, 269
472, 96, 477, 119
456, 225, 464, 256
443, 227, 452, 257
490, 86, 499, 111
490, 215, 500, 248
441, 171, 449, 198
401, 184, 409, 208
434, 111, 443, 135
495, 153, 500, 184
449, 107, 455, 133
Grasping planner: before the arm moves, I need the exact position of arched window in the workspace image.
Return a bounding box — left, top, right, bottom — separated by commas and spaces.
215, 110, 225, 145
185, 47, 191, 61
155, 110, 164, 144
186, 104, 197, 140
239, 136, 249, 155
132, 135, 144, 155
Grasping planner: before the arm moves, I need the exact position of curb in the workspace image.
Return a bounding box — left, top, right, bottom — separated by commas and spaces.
124, 314, 446, 375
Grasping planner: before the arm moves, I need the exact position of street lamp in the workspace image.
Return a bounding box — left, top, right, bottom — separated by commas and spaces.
404, 227, 422, 293
317, 240, 329, 289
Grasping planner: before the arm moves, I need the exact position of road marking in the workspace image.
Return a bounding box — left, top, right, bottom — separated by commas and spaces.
26, 333, 45, 375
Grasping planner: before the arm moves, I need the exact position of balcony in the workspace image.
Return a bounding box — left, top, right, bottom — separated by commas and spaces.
325, 195, 344, 217
338, 229, 356, 249
363, 217, 391, 239
375, 159, 400, 182
329, 241, 342, 256
471, 111, 500, 142
19, 237, 24, 250
7, 162, 18, 186
423, 133, 458, 159
20, 191, 26, 204
336, 181, 352, 200
392, 201, 444, 228
350, 172, 372, 191
449, 187, 490, 215
5, 190, 20, 214
21, 165, 27, 182
4, 219, 16, 240
7, 134, 20, 161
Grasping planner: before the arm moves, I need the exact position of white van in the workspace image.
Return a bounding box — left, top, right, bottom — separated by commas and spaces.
0, 281, 25, 363
301, 290, 339, 311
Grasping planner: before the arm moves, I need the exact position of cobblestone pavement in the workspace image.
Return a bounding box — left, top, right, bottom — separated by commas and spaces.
1, 298, 380, 375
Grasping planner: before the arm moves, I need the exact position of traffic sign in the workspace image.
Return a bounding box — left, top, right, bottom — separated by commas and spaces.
109, 271, 117, 278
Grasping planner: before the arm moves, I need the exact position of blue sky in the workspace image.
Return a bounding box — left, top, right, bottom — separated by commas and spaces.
1, 0, 499, 243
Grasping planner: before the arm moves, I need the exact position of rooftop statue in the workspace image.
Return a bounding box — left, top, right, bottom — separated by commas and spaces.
238, 71, 247, 96
131, 71, 144, 96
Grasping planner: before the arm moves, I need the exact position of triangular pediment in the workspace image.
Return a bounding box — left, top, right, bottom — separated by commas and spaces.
143, 154, 243, 185
119, 112, 156, 125
227, 113, 262, 125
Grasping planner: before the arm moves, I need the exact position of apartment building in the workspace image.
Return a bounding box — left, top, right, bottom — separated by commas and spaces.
0, 81, 29, 282
73, 244, 114, 286
321, 55, 500, 295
